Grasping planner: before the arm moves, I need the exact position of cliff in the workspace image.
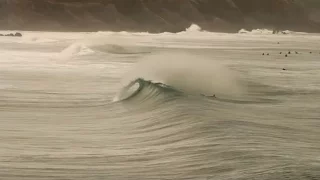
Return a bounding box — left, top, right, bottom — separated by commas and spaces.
1, 0, 319, 33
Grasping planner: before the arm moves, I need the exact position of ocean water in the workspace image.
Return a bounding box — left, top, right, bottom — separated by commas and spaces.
0, 27, 320, 180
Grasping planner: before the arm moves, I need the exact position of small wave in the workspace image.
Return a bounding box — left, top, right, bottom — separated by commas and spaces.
95, 24, 206, 37
76, 32, 153, 54
177, 24, 212, 36
57, 43, 94, 60
184, 24, 203, 33
91, 44, 151, 55
238, 28, 293, 35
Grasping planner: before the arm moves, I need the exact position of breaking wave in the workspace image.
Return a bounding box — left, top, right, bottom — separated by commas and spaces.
113, 78, 182, 102
57, 43, 95, 60
114, 53, 245, 102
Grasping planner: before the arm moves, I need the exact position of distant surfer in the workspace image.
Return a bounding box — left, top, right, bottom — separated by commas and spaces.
201, 94, 216, 98
273, 29, 279, 34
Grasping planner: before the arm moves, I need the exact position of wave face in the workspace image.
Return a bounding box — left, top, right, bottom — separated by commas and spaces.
1, 31, 320, 180
1, 0, 320, 33
113, 78, 183, 103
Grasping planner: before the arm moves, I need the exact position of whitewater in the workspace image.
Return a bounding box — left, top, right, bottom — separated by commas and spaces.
0, 26, 320, 180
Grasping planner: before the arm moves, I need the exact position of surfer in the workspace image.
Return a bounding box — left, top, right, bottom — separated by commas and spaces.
201, 94, 216, 98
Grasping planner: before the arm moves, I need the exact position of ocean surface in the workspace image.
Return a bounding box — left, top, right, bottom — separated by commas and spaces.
0, 26, 320, 180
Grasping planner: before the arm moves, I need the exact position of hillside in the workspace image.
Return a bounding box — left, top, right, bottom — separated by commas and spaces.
1, 0, 319, 33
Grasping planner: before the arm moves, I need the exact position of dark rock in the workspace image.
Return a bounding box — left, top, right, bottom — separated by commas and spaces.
5, 33, 14, 37
1, 32, 22, 37
14, 32, 22, 37
285, 54, 288, 57
280, 52, 282, 54
283, 68, 286, 70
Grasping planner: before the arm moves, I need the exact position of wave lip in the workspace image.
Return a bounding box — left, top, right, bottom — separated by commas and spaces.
113, 78, 182, 103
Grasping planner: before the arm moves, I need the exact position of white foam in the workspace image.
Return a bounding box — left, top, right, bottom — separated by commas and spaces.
238, 28, 296, 35
57, 43, 94, 60
121, 53, 245, 97
185, 24, 203, 32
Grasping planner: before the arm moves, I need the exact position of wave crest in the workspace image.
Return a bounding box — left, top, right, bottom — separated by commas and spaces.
113, 78, 181, 102
57, 43, 94, 60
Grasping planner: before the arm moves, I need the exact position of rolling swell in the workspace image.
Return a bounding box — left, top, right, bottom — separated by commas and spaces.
110, 83, 320, 180
1, 31, 319, 180
107, 52, 320, 179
